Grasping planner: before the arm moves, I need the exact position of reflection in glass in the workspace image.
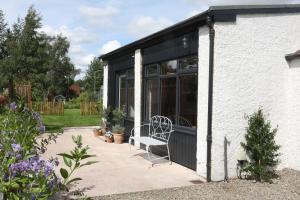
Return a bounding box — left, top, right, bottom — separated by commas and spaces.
179, 56, 198, 71
161, 77, 176, 123
179, 74, 197, 127
146, 65, 157, 75
146, 78, 158, 120
118, 74, 126, 109
161, 60, 177, 75
127, 79, 134, 118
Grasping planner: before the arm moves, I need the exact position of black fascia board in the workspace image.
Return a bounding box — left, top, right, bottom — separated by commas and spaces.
99, 4, 300, 61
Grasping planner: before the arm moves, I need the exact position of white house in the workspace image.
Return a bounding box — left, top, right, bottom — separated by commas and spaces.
100, 4, 300, 181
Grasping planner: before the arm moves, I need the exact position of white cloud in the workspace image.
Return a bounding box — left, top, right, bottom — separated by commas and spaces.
98, 40, 122, 55
128, 16, 173, 39
39, 25, 98, 44
79, 5, 119, 25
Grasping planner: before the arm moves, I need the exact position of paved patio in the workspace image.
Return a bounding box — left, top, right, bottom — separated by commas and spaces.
43, 127, 203, 198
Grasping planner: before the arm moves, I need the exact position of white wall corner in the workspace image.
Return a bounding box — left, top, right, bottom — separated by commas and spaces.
134, 49, 142, 147
196, 26, 210, 179
103, 64, 108, 109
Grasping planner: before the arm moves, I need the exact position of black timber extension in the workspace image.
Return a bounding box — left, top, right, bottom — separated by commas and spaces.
100, 4, 300, 173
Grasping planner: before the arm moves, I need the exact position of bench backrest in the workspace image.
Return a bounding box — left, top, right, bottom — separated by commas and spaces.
150, 115, 173, 142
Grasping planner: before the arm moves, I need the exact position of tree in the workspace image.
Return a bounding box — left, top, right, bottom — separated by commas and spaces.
241, 108, 280, 182
45, 35, 76, 100
84, 57, 105, 95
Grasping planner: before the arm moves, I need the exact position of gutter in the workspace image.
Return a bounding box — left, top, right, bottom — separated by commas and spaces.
206, 15, 215, 182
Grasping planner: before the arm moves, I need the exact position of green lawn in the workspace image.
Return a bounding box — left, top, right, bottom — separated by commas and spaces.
42, 109, 100, 132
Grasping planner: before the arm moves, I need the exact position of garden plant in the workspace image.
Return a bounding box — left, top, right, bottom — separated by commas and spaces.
0, 101, 97, 199
241, 108, 281, 182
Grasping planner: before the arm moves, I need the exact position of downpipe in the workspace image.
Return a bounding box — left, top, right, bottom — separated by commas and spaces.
206, 15, 215, 182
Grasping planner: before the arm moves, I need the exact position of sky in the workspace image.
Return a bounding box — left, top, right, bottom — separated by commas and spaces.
1, 0, 299, 79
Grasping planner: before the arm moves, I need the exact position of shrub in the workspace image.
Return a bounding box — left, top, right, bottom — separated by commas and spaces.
241, 108, 280, 182
0, 101, 97, 199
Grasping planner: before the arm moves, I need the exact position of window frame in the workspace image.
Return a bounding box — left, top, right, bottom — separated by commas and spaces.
116, 69, 135, 120
143, 55, 198, 130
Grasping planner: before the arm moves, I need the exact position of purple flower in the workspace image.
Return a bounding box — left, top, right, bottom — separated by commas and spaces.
0, 144, 3, 150
10, 102, 17, 110
11, 143, 22, 152
39, 125, 46, 134
32, 112, 42, 123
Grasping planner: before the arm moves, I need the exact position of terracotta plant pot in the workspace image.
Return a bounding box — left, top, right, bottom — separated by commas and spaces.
100, 128, 106, 136
105, 136, 114, 143
93, 129, 101, 137
113, 133, 124, 144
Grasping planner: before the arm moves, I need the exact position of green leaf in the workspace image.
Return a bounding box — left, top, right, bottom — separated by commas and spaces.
66, 177, 82, 185
80, 161, 98, 167
63, 157, 72, 168
81, 154, 96, 159
57, 153, 73, 159
60, 168, 69, 179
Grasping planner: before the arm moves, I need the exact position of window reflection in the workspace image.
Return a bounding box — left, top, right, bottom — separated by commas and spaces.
161, 60, 177, 75
179, 74, 197, 127
146, 78, 158, 120
118, 74, 126, 109
127, 79, 134, 118
161, 77, 176, 123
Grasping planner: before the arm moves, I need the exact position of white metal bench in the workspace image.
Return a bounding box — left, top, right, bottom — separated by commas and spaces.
129, 115, 174, 166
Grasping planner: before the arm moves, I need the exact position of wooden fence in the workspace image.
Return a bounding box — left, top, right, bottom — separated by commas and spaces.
15, 84, 32, 110
38, 101, 64, 115
80, 102, 97, 115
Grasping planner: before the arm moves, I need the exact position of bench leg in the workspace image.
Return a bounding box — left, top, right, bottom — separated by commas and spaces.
167, 144, 172, 165
146, 145, 154, 166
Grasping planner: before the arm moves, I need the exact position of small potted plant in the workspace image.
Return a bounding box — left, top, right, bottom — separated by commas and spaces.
104, 130, 114, 143
112, 124, 125, 144
93, 128, 102, 137
103, 106, 114, 131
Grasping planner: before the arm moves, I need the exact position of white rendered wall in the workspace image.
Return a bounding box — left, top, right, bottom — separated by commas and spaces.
210, 13, 300, 181
196, 26, 210, 178
103, 64, 108, 109
134, 49, 142, 147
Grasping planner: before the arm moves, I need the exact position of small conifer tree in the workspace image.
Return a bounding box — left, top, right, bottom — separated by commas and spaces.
241, 108, 280, 182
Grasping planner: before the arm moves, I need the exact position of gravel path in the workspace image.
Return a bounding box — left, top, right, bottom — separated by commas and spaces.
95, 169, 300, 200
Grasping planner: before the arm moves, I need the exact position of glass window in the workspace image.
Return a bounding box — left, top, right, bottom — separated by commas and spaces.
118, 74, 126, 109
161, 77, 176, 123
161, 60, 177, 75
127, 69, 134, 77
179, 74, 197, 128
145, 65, 157, 75
143, 55, 198, 129
127, 79, 134, 118
179, 56, 198, 71
145, 78, 159, 120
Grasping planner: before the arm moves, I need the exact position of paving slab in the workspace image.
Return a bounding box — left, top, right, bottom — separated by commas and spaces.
43, 127, 202, 198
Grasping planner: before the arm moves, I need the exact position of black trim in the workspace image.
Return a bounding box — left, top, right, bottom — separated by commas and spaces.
285, 50, 300, 61
206, 15, 215, 182
99, 4, 300, 61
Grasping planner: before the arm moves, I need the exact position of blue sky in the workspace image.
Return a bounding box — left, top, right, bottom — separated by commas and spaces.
1, 0, 299, 78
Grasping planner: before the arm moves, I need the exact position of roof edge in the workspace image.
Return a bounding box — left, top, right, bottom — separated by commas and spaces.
100, 4, 300, 60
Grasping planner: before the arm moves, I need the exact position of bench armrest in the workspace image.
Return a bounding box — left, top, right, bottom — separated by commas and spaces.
130, 124, 150, 138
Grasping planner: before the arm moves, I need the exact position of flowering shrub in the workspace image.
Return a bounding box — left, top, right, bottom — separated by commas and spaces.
0, 101, 97, 199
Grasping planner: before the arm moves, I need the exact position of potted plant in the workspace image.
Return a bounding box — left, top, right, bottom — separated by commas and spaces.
103, 106, 114, 131
93, 128, 101, 137
104, 131, 114, 143
112, 108, 126, 144
112, 125, 125, 144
